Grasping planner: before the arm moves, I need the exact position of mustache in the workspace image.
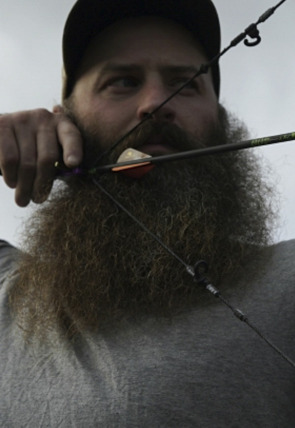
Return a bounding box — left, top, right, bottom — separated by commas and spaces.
79, 120, 205, 168
117, 121, 199, 153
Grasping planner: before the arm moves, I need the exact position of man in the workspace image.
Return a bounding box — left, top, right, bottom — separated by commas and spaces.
0, 0, 294, 426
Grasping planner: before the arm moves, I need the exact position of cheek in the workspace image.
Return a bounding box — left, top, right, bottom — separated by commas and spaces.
79, 102, 138, 151
85, 97, 137, 131
179, 100, 218, 135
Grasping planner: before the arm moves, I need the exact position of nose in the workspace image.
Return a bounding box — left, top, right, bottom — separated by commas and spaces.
136, 82, 176, 122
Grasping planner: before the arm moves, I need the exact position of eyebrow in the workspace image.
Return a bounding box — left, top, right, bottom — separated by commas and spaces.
160, 65, 201, 75
93, 63, 207, 89
98, 63, 202, 76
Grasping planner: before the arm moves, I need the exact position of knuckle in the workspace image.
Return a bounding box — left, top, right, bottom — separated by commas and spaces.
33, 108, 51, 122
0, 109, 52, 129
34, 109, 55, 132
14, 112, 31, 127
20, 160, 36, 173
58, 118, 80, 136
17, 109, 52, 129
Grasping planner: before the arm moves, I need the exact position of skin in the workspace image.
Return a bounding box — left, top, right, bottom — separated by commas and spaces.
0, 16, 218, 207
72, 16, 219, 154
0, 108, 83, 207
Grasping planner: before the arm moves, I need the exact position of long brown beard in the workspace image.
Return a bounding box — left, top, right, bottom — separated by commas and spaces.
10, 107, 275, 340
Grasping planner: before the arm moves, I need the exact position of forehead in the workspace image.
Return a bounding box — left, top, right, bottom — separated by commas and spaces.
78, 16, 208, 73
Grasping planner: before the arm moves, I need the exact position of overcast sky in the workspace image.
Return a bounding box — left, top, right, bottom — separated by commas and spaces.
0, 0, 294, 247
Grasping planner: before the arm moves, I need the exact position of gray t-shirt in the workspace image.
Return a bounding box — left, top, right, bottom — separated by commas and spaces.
0, 239, 294, 427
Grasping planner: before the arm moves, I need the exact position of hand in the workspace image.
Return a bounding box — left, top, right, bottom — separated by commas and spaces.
0, 107, 83, 207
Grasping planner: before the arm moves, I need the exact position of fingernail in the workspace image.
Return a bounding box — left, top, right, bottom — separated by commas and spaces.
66, 155, 79, 167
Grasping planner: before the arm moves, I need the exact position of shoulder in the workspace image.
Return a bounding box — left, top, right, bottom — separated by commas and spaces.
270, 238, 295, 264
265, 238, 295, 257
259, 239, 295, 283
0, 239, 19, 259
239, 239, 295, 283
237, 240, 295, 328
223, 239, 295, 321
0, 240, 20, 286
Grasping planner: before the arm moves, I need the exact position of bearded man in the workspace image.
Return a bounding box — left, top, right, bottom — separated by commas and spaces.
0, 0, 294, 426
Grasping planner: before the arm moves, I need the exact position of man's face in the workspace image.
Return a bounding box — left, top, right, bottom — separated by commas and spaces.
12, 16, 274, 340
71, 16, 219, 155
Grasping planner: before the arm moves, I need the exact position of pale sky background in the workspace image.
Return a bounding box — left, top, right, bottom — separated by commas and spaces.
0, 0, 294, 247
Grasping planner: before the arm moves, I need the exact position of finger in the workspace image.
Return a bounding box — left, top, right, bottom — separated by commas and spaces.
56, 118, 83, 168
13, 128, 37, 207
0, 118, 19, 188
32, 126, 60, 203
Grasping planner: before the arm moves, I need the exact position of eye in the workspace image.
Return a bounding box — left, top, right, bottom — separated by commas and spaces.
108, 77, 140, 89
170, 77, 199, 93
